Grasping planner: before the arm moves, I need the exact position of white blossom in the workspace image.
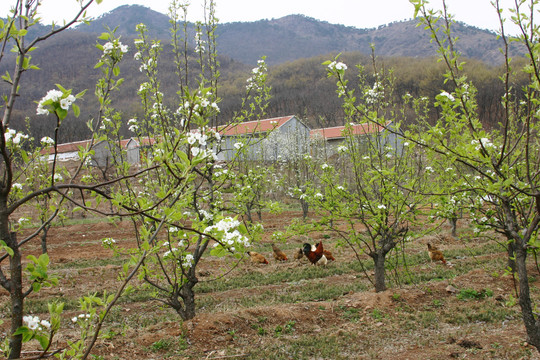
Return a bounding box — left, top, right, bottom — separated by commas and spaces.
102, 238, 116, 246
40, 319, 51, 329
471, 137, 496, 151
439, 91, 455, 102
191, 147, 200, 156
23, 315, 41, 331
5, 128, 28, 144
182, 254, 194, 268
328, 61, 347, 71
41, 136, 55, 145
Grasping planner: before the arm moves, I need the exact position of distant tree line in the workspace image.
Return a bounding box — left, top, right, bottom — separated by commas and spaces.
0, 39, 526, 143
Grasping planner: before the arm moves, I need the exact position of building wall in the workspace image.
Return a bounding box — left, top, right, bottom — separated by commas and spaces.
125, 140, 141, 165
217, 116, 311, 161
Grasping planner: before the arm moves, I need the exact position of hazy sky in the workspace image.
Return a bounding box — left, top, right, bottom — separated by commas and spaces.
0, 0, 524, 34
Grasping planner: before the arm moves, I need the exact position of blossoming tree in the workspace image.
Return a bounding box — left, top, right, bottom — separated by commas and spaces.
0, 2, 101, 357
0, 0, 271, 357
406, 0, 540, 350
303, 57, 430, 291
97, 2, 271, 321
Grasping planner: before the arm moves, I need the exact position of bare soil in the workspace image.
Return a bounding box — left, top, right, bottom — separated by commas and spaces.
1, 212, 539, 359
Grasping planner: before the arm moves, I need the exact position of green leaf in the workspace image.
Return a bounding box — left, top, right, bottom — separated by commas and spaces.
38, 253, 50, 267
22, 57, 30, 69
36, 334, 50, 350
72, 104, 80, 117
55, 84, 67, 92
76, 89, 87, 98
32, 282, 42, 292
210, 245, 228, 257
2, 71, 12, 83
0, 240, 14, 257
98, 32, 110, 40
12, 326, 30, 336
56, 108, 68, 120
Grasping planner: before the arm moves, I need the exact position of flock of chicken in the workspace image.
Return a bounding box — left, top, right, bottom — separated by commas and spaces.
247, 241, 335, 266
246, 241, 448, 266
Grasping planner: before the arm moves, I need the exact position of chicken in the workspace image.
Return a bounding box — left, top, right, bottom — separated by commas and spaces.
247, 251, 269, 264
294, 248, 304, 260
303, 241, 326, 265
271, 243, 288, 261
427, 243, 446, 265
317, 254, 328, 266
323, 249, 335, 261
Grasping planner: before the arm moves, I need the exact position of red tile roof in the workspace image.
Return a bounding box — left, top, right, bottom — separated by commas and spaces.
125, 137, 156, 147
40, 137, 156, 155
40, 139, 93, 155
218, 115, 295, 136
310, 122, 387, 140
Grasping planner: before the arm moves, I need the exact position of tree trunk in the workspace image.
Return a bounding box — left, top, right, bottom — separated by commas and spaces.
7, 232, 23, 359
515, 241, 540, 351
41, 224, 49, 254
373, 252, 387, 292
300, 199, 309, 220
170, 272, 198, 321
178, 280, 197, 320
245, 205, 253, 223
448, 217, 457, 238
507, 240, 516, 273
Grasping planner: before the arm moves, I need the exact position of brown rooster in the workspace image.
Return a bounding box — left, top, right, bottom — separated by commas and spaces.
271, 243, 288, 261
247, 251, 269, 264
427, 243, 446, 265
303, 242, 327, 265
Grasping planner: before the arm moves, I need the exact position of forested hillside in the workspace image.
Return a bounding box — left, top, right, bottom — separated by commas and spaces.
0, 5, 527, 143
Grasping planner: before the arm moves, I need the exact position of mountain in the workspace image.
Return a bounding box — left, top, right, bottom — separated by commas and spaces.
0, 5, 522, 143
74, 5, 518, 66
74, 4, 173, 39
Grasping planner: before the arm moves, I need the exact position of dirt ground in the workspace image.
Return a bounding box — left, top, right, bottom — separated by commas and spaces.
1, 212, 540, 359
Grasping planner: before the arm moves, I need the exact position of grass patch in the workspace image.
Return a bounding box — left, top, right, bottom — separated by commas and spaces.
197, 261, 362, 294
457, 288, 494, 300
51, 256, 128, 270
246, 334, 355, 360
